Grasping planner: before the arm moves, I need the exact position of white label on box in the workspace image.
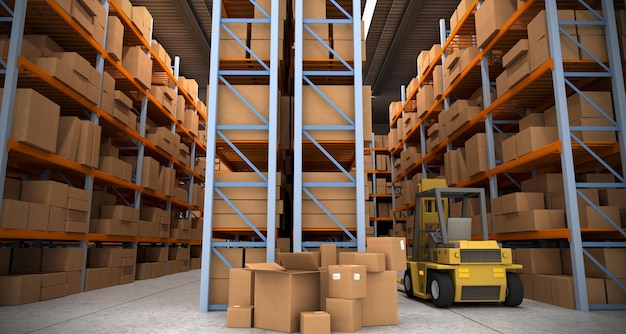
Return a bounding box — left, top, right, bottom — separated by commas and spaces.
353, 273, 360, 280
400, 239, 405, 250
332, 273, 341, 280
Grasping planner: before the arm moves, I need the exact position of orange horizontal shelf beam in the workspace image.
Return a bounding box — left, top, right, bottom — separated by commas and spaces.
0, 229, 87, 241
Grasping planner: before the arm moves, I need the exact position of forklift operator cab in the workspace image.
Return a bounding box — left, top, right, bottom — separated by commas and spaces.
403, 180, 524, 308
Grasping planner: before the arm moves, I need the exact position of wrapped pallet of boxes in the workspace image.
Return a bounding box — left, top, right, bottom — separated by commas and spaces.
302, 85, 372, 143
301, 172, 357, 230
211, 172, 283, 229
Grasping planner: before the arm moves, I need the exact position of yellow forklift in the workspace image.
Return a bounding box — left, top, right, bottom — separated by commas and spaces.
402, 179, 524, 308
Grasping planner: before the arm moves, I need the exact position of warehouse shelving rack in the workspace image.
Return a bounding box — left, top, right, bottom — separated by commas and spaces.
292, 0, 366, 251
0, 0, 204, 293
200, 0, 281, 311
389, 0, 626, 311
365, 144, 396, 236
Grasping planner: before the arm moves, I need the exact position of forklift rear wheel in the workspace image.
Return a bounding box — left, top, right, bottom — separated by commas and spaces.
430, 272, 454, 308
502, 272, 524, 307
404, 270, 413, 297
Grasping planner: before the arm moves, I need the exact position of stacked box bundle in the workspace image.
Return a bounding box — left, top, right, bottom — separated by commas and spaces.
1, 179, 91, 234
0, 247, 84, 305
492, 192, 565, 234
86, 247, 136, 291
136, 247, 167, 280
168, 246, 191, 274
211, 173, 284, 230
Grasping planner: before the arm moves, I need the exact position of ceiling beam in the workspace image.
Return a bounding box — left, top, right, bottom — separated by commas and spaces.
370, 0, 427, 95
170, 0, 211, 54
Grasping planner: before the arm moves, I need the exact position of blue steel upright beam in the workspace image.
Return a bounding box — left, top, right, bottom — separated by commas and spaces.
545, 0, 588, 312
0, 0, 26, 215
200, 0, 222, 313
293, 0, 304, 252
353, 0, 366, 253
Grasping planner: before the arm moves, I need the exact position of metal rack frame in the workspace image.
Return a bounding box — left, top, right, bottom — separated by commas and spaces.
292, 0, 366, 252
200, 0, 280, 311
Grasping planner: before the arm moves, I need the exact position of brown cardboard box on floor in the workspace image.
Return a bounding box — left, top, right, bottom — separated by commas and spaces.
211, 248, 243, 279
328, 265, 367, 299
228, 268, 254, 307
549, 275, 607, 309
532, 274, 553, 304
362, 270, 398, 326
246, 252, 320, 333
518, 273, 534, 299
300, 311, 330, 334
0, 274, 42, 305
226, 305, 253, 328
366, 237, 407, 271
326, 298, 362, 333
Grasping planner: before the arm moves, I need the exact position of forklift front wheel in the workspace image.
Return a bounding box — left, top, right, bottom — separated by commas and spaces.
502, 272, 524, 307
404, 270, 413, 297
430, 272, 454, 308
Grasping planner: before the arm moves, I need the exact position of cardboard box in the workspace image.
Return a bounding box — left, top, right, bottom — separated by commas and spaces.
584, 248, 626, 278
106, 16, 124, 61
567, 91, 614, 122
549, 275, 607, 309
579, 205, 621, 229
571, 117, 617, 142
532, 274, 553, 304
326, 298, 362, 333
362, 270, 398, 326
464, 133, 489, 177
76, 120, 101, 168
527, 10, 576, 43
300, 311, 330, 334
492, 192, 545, 215
88, 248, 123, 268
605, 278, 626, 304
518, 273, 534, 300
328, 265, 367, 299
0, 274, 42, 305
41, 247, 85, 272
9, 88, 60, 153
366, 237, 406, 271
474, 0, 516, 48
56, 116, 82, 161
578, 34, 608, 61
228, 268, 254, 306
226, 305, 253, 328
0, 199, 29, 230
353, 253, 385, 273
246, 253, 320, 333
122, 46, 153, 89
211, 248, 243, 278
320, 244, 337, 268
515, 248, 561, 274
515, 126, 558, 157
501, 135, 517, 162
529, 34, 579, 71
10, 248, 42, 273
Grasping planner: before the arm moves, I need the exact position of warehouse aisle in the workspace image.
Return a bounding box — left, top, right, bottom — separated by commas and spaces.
0, 270, 623, 334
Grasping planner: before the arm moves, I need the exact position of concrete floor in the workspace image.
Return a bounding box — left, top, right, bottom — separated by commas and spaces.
0, 270, 624, 334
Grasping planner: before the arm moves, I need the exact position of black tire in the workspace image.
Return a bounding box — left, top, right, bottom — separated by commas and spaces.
404, 270, 414, 297
430, 272, 454, 308
502, 272, 524, 307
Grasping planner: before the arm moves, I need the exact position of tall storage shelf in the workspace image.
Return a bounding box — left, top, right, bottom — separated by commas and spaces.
389, 0, 626, 311
293, 0, 367, 252
0, 0, 205, 302
365, 144, 401, 236
200, 0, 283, 311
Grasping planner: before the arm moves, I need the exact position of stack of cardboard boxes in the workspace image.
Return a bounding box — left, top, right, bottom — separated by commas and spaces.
99, 143, 134, 182
492, 192, 565, 234
225, 237, 404, 332
1, 179, 90, 234
515, 247, 626, 309
167, 246, 191, 274
86, 247, 137, 291
139, 207, 171, 238
136, 247, 167, 280
56, 0, 107, 46
0, 247, 84, 305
